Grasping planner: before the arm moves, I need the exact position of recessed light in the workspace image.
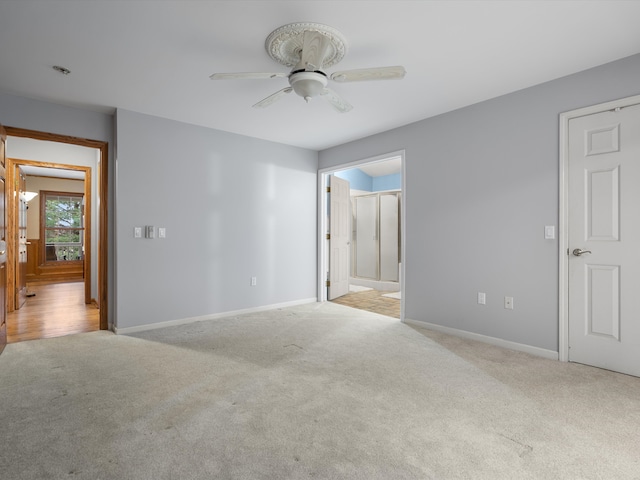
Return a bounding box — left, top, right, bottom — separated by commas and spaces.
52, 65, 71, 75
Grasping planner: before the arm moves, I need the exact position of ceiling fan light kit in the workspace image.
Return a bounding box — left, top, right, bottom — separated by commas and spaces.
211, 22, 406, 112
289, 71, 327, 102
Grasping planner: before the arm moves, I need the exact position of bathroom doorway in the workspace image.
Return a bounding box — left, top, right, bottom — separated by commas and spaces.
319, 151, 404, 319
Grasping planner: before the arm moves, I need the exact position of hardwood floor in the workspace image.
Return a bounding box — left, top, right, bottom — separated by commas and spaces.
7, 281, 100, 343
331, 289, 401, 319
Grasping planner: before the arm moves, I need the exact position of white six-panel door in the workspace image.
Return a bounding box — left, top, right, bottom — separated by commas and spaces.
328, 175, 350, 300
568, 103, 640, 377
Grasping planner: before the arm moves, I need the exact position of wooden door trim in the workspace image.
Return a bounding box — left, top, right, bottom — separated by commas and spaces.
0, 124, 7, 355
4, 127, 108, 330
6, 158, 92, 312
558, 93, 640, 363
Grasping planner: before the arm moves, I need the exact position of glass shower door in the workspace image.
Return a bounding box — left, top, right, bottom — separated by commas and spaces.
355, 195, 378, 279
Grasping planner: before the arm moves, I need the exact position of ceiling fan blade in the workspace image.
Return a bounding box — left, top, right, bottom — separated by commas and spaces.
298, 30, 331, 71
321, 88, 353, 113
252, 87, 293, 108
210, 72, 288, 80
330, 66, 406, 83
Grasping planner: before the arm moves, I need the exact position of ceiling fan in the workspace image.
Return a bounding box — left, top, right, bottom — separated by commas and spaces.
210, 22, 406, 113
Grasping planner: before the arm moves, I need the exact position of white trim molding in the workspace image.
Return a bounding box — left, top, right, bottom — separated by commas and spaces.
558, 94, 640, 362
403, 318, 559, 360
114, 297, 318, 335
317, 150, 407, 321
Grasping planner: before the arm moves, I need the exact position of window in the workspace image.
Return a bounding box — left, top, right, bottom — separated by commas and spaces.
40, 191, 84, 263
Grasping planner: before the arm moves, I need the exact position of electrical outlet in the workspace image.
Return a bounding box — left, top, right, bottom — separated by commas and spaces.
250, 277, 257, 286
504, 296, 514, 310
477, 292, 486, 305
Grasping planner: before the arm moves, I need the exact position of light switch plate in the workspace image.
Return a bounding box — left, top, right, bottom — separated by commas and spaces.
134, 227, 142, 238
158, 227, 166, 238
544, 225, 555, 240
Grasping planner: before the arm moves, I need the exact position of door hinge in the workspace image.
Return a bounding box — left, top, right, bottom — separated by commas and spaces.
326, 233, 330, 240
326, 280, 331, 287
326, 186, 331, 193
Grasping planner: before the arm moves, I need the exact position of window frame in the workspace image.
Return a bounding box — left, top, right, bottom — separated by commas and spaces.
39, 190, 85, 265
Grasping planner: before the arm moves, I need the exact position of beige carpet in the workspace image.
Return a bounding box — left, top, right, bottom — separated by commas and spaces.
0, 301, 639, 479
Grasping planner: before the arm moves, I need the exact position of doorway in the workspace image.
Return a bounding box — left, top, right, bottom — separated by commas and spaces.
318, 150, 405, 320
560, 94, 640, 377
9, 161, 92, 303
3, 127, 108, 339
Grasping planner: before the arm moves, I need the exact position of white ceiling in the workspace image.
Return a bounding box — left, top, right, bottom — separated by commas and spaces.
1, 1, 639, 151
22, 165, 85, 181
355, 156, 402, 177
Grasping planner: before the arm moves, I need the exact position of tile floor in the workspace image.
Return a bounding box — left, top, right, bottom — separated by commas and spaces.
330, 289, 401, 319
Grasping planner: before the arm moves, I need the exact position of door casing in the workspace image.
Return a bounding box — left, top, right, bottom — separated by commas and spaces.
0, 125, 7, 354
7, 158, 92, 307
558, 94, 640, 362
4, 127, 108, 330
317, 149, 406, 320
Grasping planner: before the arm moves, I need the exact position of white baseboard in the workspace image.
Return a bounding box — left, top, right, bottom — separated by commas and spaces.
114, 297, 318, 335
402, 318, 559, 360
350, 277, 400, 292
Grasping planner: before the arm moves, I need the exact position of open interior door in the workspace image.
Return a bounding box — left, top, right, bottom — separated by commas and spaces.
328, 175, 350, 300
0, 125, 7, 354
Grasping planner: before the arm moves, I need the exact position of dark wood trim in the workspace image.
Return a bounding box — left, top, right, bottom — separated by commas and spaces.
26, 239, 83, 282
0, 124, 6, 355
84, 170, 92, 304
5, 127, 107, 150
7, 161, 92, 308
98, 143, 108, 330
6, 158, 16, 313
31, 175, 84, 183
4, 127, 108, 330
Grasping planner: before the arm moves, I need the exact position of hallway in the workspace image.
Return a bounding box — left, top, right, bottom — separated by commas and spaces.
7, 281, 99, 343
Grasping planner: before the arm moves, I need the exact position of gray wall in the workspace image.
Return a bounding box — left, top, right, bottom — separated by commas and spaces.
0, 94, 318, 332
319, 54, 640, 352
115, 110, 318, 329
0, 93, 115, 323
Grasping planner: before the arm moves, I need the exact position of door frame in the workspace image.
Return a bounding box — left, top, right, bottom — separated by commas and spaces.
558, 94, 640, 362
4, 127, 108, 330
317, 149, 406, 320
7, 158, 92, 306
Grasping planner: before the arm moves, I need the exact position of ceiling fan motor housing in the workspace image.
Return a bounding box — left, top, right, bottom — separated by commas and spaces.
289, 71, 328, 101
